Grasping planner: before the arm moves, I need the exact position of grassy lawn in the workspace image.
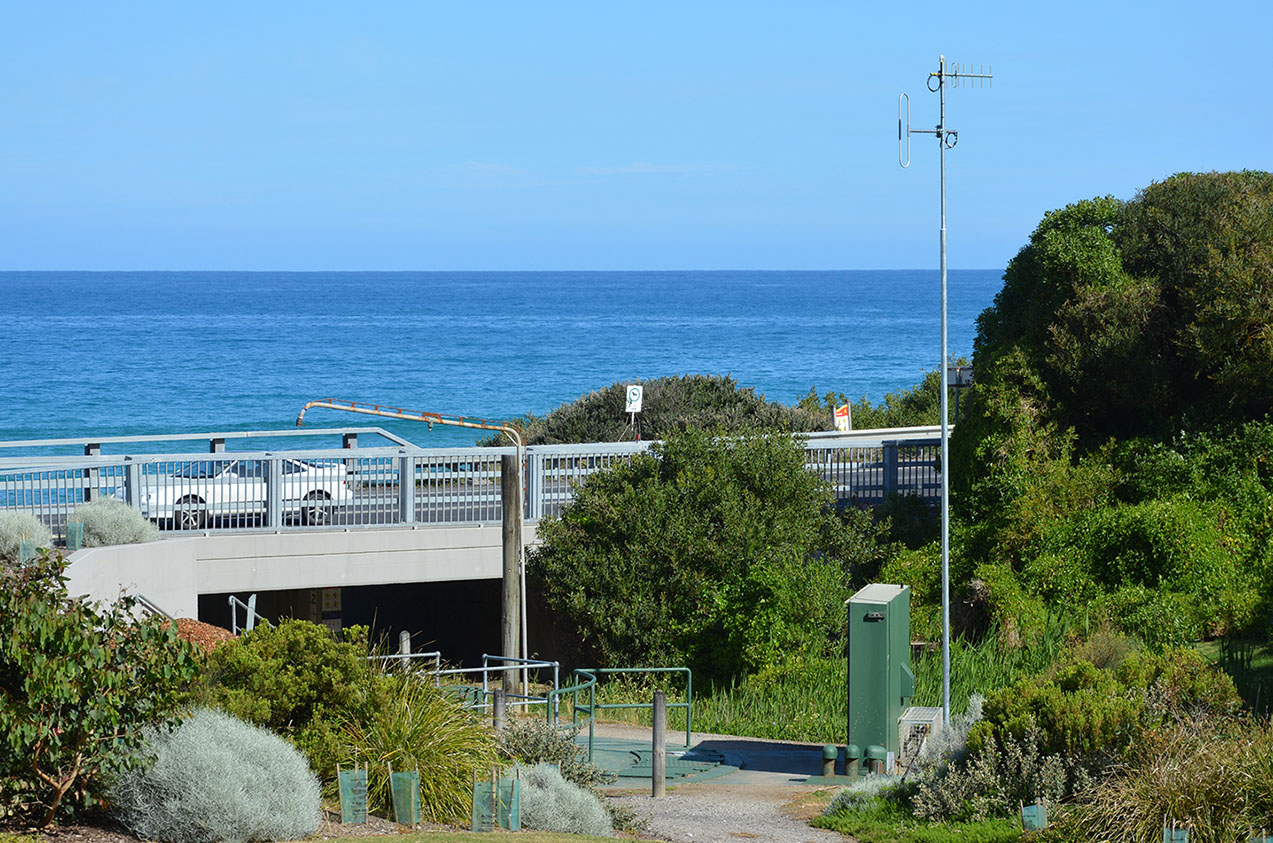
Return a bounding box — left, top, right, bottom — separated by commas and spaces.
812, 800, 1022, 843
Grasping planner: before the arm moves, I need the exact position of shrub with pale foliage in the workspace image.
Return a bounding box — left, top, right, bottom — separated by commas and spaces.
70, 498, 159, 546
0, 512, 52, 562
110, 708, 320, 843
516, 763, 612, 837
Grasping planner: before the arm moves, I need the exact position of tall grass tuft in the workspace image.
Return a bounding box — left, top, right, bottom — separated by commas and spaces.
339, 671, 498, 824
70, 498, 159, 546
1053, 715, 1273, 843
913, 615, 1074, 714
110, 708, 321, 843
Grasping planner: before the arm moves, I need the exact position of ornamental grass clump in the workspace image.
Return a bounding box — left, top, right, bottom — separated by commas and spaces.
516, 763, 613, 837
339, 670, 498, 824
110, 708, 321, 843
1048, 715, 1273, 843
0, 512, 51, 562
70, 498, 159, 546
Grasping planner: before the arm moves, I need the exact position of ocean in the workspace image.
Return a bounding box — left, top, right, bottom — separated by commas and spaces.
2, 270, 1002, 451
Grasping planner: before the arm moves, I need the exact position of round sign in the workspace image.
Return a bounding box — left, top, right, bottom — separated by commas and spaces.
626, 385, 644, 413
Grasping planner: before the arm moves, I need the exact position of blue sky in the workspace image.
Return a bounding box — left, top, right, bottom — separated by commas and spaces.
2, 1, 1269, 271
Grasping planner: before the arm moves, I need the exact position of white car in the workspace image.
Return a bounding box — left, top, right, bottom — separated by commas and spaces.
137, 458, 352, 529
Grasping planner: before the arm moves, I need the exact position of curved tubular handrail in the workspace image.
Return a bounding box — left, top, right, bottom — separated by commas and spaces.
547, 669, 598, 760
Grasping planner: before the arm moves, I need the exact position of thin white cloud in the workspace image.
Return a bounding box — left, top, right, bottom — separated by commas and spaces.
576, 162, 723, 176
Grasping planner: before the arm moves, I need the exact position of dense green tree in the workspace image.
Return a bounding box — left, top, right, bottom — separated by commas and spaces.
529, 427, 895, 680
947, 171, 1273, 644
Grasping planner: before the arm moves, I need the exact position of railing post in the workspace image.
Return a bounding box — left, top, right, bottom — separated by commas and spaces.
266, 457, 282, 528
125, 460, 142, 509
83, 443, 100, 502
652, 690, 667, 798
525, 448, 542, 521
209, 437, 225, 454
343, 432, 358, 489
883, 441, 899, 499
398, 454, 415, 525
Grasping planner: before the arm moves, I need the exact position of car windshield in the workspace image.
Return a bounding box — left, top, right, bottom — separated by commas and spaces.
173, 461, 229, 479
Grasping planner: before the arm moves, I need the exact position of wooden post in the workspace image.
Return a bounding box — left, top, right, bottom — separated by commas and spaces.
500, 454, 522, 695
652, 690, 666, 798
493, 688, 507, 732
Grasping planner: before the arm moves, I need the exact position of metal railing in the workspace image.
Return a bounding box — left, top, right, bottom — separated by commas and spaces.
0, 427, 943, 542
547, 667, 694, 762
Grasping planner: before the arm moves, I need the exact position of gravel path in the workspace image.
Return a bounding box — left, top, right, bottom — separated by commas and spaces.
595, 723, 849, 843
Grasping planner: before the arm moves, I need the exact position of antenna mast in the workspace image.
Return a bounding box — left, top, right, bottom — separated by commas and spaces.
899, 55, 992, 727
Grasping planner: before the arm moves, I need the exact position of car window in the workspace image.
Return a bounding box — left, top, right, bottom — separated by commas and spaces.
282, 460, 307, 474
232, 460, 266, 479
174, 461, 228, 479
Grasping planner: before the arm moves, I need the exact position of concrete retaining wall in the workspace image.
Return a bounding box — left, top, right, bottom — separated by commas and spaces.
65, 522, 538, 619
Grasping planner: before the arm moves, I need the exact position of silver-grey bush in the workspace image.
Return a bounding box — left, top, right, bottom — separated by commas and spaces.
516, 763, 613, 837
70, 498, 159, 546
0, 511, 52, 562
111, 708, 321, 843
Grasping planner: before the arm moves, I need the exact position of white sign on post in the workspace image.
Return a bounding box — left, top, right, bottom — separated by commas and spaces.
625, 384, 644, 413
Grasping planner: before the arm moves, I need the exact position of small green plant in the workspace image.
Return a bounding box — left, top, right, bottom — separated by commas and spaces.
515, 763, 612, 837
110, 708, 321, 843
69, 498, 159, 546
0, 511, 52, 562
339, 671, 498, 824
0, 550, 201, 826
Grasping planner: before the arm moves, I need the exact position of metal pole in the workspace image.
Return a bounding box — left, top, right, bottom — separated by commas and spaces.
937, 54, 952, 728
652, 690, 667, 798
492, 688, 507, 732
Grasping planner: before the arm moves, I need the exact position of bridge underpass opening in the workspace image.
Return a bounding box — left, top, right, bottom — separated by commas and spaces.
199, 580, 503, 666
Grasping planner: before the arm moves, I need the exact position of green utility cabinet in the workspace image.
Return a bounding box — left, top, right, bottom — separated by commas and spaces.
847, 584, 914, 772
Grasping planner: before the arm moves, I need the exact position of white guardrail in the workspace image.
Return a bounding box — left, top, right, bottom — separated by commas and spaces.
0, 427, 943, 543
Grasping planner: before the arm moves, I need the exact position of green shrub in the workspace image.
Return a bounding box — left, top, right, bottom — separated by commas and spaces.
69, 498, 159, 546
110, 708, 320, 843
970, 659, 1144, 760
198, 618, 375, 778
515, 763, 613, 837
339, 671, 498, 824
531, 427, 894, 680
0, 551, 201, 826
489, 374, 830, 446
498, 719, 614, 790
0, 512, 52, 562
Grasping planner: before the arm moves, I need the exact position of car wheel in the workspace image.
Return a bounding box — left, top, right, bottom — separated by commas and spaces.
301, 491, 331, 525
173, 497, 207, 530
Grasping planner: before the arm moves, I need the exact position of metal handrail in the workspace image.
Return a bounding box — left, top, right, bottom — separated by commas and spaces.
551, 667, 693, 762
547, 670, 599, 760
228, 594, 269, 634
